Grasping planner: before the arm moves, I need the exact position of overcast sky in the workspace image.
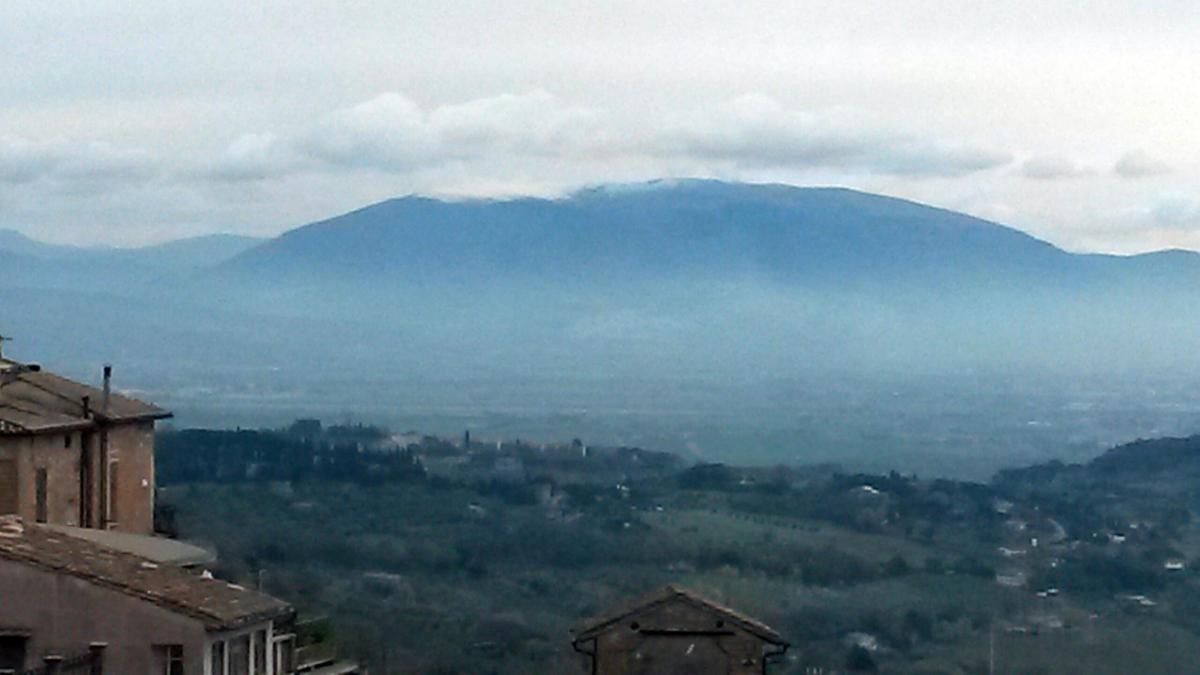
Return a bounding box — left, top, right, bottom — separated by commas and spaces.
1, 1, 1197, 252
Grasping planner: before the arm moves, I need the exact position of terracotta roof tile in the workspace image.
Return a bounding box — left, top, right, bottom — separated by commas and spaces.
0, 516, 290, 630
0, 359, 170, 434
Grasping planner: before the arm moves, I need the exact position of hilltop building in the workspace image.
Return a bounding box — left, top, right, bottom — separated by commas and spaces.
572, 585, 788, 674
0, 358, 170, 535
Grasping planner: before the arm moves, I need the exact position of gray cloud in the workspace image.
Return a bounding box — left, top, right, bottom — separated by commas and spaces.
1114, 150, 1172, 178
1020, 155, 1090, 180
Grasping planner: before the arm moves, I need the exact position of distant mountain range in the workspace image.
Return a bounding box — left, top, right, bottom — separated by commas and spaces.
4, 178, 1200, 393
211, 180, 1200, 288
212, 180, 1095, 287
0, 229, 262, 290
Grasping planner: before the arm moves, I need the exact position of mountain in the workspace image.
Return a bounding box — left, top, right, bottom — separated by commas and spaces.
0, 230, 263, 290
116, 234, 266, 273
216, 180, 1081, 288
0, 228, 85, 258
11, 180, 1200, 377
193, 179, 1200, 374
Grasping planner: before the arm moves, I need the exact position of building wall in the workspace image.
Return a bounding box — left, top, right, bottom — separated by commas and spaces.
0, 421, 156, 534
106, 421, 156, 535
0, 433, 81, 527
0, 557, 208, 673
588, 601, 778, 675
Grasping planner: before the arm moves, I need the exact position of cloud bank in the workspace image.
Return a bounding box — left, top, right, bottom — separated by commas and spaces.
0, 90, 1188, 254
194, 92, 1012, 182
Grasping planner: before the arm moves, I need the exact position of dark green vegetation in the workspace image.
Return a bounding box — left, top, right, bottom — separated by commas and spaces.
160, 426, 1200, 674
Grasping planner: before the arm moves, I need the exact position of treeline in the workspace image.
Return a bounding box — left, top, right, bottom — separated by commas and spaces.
157, 428, 425, 486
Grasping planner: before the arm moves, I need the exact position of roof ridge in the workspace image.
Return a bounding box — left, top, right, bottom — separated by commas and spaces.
572, 584, 784, 644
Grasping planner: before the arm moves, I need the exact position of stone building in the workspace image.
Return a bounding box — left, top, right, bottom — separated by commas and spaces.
0, 515, 294, 674
572, 585, 789, 675
0, 358, 171, 535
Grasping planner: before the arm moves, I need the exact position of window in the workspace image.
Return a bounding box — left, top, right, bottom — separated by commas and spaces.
0, 461, 16, 515
0, 635, 27, 673
107, 461, 119, 525
34, 469, 47, 523
253, 630, 266, 675
210, 641, 225, 675
229, 635, 249, 675
64, 434, 71, 448
154, 644, 183, 675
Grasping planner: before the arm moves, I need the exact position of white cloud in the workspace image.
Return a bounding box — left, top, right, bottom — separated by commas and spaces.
1114, 150, 1172, 178
199, 91, 613, 180
197, 91, 1010, 184
203, 133, 307, 182
0, 135, 160, 195
648, 95, 1010, 177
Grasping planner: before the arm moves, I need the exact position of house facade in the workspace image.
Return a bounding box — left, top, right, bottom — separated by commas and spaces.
572, 585, 789, 675
0, 359, 170, 535
0, 515, 294, 675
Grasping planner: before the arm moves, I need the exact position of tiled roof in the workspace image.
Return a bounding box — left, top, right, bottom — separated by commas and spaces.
572, 584, 785, 644
0, 516, 291, 630
0, 359, 170, 434
44, 525, 217, 567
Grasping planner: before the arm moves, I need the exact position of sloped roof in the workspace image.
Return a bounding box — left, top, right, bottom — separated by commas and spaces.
0, 358, 170, 435
44, 524, 216, 567
572, 584, 785, 645
0, 516, 290, 630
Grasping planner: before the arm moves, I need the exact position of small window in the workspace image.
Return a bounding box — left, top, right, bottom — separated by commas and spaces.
0, 635, 27, 672
155, 644, 183, 675
0, 460, 17, 515
35, 469, 47, 523
210, 641, 225, 675
64, 434, 72, 449
108, 462, 119, 525
229, 635, 249, 675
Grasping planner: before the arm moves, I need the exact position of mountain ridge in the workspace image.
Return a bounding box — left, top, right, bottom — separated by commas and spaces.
212, 180, 1095, 292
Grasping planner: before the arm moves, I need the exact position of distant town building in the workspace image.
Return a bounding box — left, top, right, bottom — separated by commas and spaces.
1, 358, 172, 535
571, 585, 788, 674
